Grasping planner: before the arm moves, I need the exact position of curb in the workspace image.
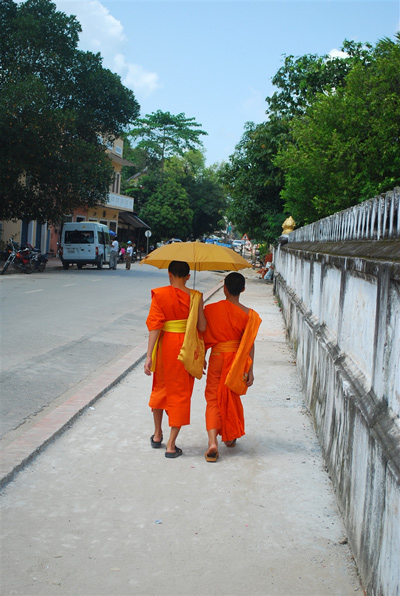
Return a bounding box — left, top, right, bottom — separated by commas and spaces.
0, 282, 223, 490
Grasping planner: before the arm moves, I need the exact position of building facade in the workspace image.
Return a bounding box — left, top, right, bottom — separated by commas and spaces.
0, 138, 150, 255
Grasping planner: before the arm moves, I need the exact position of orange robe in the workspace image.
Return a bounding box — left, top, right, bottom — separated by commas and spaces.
203, 301, 261, 442
146, 286, 194, 427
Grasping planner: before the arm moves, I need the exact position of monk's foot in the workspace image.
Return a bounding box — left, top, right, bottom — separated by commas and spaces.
205, 450, 219, 462
165, 446, 182, 459
206, 440, 218, 455
150, 434, 163, 448
224, 439, 237, 448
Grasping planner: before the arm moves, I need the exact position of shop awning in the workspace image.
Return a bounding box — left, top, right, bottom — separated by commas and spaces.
119, 212, 150, 230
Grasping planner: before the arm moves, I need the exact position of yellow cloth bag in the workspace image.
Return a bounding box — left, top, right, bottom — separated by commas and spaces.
178, 290, 205, 380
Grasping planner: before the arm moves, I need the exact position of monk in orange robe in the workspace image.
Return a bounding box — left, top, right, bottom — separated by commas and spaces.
203, 272, 262, 462
144, 261, 207, 458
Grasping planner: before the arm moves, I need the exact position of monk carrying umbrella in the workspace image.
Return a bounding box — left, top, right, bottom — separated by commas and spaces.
144, 260, 207, 458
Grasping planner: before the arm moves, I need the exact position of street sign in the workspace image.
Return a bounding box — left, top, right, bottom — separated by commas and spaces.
145, 230, 152, 238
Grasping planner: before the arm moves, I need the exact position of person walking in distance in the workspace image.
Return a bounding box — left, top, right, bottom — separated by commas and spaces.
125, 241, 133, 270
109, 237, 119, 270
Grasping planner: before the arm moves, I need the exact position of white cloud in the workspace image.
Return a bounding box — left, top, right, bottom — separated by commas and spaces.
113, 54, 161, 97
328, 48, 349, 59
55, 0, 160, 99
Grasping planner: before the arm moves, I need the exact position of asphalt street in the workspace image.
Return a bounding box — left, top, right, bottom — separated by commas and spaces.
0, 258, 219, 440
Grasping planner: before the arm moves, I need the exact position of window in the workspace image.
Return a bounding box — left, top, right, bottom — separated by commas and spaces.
65, 230, 94, 244
99, 230, 111, 244
112, 173, 120, 194
76, 216, 86, 223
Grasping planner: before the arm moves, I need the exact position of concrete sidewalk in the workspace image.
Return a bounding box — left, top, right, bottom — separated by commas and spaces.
0, 276, 362, 596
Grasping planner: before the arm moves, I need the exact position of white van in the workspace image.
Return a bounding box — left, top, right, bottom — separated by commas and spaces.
60, 222, 112, 270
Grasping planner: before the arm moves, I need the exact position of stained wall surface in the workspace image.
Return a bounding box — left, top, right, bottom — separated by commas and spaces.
274, 190, 400, 596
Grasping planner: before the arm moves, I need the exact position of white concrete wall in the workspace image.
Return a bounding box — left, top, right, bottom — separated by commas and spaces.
274, 243, 400, 596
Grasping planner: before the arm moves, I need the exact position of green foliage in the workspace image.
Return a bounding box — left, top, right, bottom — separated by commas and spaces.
139, 177, 193, 241
129, 151, 227, 241
221, 120, 287, 244
0, 0, 140, 223
166, 153, 227, 239
267, 40, 373, 118
225, 35, 397, 233
275, 34, 400, 224
128, 110, 207, 173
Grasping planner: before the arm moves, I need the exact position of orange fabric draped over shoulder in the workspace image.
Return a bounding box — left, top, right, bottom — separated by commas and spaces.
146, 286, 194, 427
203, 301, 261, 442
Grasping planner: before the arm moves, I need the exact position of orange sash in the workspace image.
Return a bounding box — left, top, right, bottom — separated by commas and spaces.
225, 309, 262, 395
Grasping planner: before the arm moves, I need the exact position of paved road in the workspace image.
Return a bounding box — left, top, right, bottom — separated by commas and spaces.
0, 273, 361, 596
0, 260, 221, 441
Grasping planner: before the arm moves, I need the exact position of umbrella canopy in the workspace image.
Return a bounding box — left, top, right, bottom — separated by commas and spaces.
140, 241, 252, 272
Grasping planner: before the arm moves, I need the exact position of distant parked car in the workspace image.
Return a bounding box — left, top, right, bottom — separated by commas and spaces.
214, 239, 233, 248
167, 238, 183, 244
232, 239, 244, 248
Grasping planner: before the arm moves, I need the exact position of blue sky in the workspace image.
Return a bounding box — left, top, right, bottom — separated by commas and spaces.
51, 1, 399, 164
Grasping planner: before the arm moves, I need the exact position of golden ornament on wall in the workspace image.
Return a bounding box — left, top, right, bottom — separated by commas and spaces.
282, 216, 296, 235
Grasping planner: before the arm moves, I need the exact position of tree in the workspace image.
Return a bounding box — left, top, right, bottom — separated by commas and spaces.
128, 151, 227, 241
128, 110, 207, 174
221, 120, 287, 244
139, 177, 193, 241
267, 40, 374, 119
166, 152, 227, 239
0, 0, 140, 223
275, 35, 400, 224
223, 37, 381, 237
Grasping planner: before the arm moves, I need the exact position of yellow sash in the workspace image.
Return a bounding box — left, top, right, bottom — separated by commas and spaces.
150, 319, 187, 372
211, 340, 240, 355
163, 320, 187, 333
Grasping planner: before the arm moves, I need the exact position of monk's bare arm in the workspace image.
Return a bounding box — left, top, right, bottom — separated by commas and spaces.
197, 293, 207, 333
246, 344, 255, 386
144, 329, 161, 376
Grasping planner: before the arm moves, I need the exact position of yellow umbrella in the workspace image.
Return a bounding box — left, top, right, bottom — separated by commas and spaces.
140, 241, 251, 286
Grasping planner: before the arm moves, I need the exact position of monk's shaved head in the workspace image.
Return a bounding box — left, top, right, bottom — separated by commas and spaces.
224, 272, 245, 296
168, 260, 190, 278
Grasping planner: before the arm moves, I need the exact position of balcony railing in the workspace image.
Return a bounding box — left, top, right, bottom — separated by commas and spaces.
106, 193, 134, 211
288, 188, 400, 243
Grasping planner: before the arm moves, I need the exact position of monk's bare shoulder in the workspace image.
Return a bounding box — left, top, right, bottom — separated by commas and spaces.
237, 303, 250, 315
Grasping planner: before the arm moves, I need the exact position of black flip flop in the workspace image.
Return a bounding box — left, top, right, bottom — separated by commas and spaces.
150, 434, 163, 448
165, 446, 182, 458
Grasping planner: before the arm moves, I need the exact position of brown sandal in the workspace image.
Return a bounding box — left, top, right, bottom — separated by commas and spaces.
205, 450, 219, 462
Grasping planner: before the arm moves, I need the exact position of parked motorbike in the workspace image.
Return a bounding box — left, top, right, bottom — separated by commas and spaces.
29, 250, 48, 272
1, 240, 33, 274
1, 240, 48, 275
